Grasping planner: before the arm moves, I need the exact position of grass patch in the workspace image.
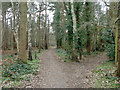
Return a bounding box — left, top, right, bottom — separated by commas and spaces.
92, 61, 120, 88
82, 51, 103, 56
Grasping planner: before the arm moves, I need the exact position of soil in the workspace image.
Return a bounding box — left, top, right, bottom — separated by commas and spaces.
25, 48, 108, 88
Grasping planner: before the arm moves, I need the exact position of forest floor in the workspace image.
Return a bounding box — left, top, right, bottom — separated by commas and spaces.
23, 48, 109, 88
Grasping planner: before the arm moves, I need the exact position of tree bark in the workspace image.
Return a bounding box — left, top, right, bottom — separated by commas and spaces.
75, 3, 82, 60
116, 2, 120, 77
28, 3, 33, 60
38, 5, 41, 53
85, 2, 91, 54
47, 17, 50, 47
61, 3, 66, 48
19, 2, 27, 63
10, 17, 14, 55
2, 6, 5, 50
11, 2, 20, 53
71, 0, 78, 61
44, 3, 48, 49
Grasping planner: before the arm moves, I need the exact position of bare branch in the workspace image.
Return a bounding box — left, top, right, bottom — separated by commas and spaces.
102, 0, 110, 7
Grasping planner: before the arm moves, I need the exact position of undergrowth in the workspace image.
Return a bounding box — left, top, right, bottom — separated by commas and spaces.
1, 52, 42, 88
56, 49, 70, 62
92, 60, 120, 88
56, 48, 103, 62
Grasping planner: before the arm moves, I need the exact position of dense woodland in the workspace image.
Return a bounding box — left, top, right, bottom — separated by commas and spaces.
1, 1, 120, 88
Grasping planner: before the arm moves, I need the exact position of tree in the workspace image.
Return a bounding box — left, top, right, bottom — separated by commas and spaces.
109, 2, 119, 65
53, 2, 63, 48
74, 2, 83, 60
2, 3, 5, 50
85, 1, 91, 54
28, 3, 33, 60
10, 17, 13, 55
63, 2, 74, 58
19, 2, 27, 63
85, 2, 91, 54
116, 2, 120, 77
61, 3, 66, 49
38, 5, 42, 53
33, 3, 37, 59
44, 3, 48, 49
70, 0, 78, 61
11, 2, 20, 53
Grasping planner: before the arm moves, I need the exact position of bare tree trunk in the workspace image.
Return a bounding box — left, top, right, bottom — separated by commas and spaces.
33, 6, 37, 59
28, 3, 32, 60
41, 10, 44, 49
10, 17, 13, 55
44, 3, 48, 49
19, 2, 27, 63
11, 2, 20, 53
2, 6, 5, 50
47, 16, 50, 47
38, 5, 41, 53
3, 11, 7, 50
41, 12, 44, 49
6, 19, 9, 49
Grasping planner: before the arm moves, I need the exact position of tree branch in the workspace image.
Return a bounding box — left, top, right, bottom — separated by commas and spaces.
102, 0, 110, 7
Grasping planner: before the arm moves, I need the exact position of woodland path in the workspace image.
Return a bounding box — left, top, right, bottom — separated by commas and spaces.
25, 48, 108, 88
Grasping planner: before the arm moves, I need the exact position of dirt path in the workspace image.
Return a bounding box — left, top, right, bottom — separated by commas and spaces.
26, 48, 108, 88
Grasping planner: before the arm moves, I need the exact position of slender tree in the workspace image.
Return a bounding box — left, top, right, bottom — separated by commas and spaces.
38, 5, 42, 53
116, 2, 120, 77
75, 2, 82, 59
85, 1, 91, 54
70, 0, 78, 61
11, 2, 20, 53
10, 17, 13, 55
53, 2, 63, 48
1, 4, 4, 34
28, 3, 33, 60
44, 3, 48, 49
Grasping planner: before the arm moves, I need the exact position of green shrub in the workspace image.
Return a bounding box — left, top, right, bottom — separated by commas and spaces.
103, 29, 115, 60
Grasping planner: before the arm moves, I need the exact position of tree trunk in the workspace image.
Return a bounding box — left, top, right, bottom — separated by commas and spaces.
71, 0, 78, 61
10, 17, 14, 56
67, 3, 73, 59
19, 2, 27, 63
11, 2, 20, 53
110, 3, 119, 65
75, 3, 82, 60
41, 11, 44, 49
2, 6, 5, 50
28, 3, 32, 60
38, 5, 41, 53
44, 3, 48, 49
61, 3, 66, 49
47, 17, 50, 48
116, 2, 120, 77
3, 11, 7, 50
85, 2, 91, 54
